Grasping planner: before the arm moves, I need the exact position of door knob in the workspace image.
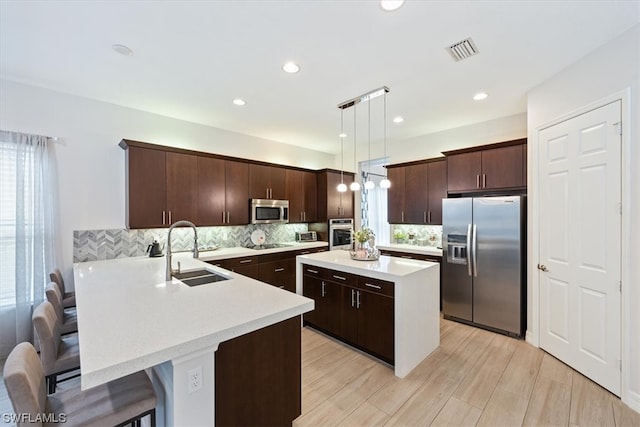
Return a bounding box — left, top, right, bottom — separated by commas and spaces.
537, 264, 549, 272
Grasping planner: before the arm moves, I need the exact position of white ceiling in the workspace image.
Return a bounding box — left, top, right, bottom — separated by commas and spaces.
1, 1, 638, 154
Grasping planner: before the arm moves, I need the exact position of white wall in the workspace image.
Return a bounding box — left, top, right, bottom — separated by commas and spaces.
337, 112, 527, 171
527, 24, 640, 410
0, 80, 335, 284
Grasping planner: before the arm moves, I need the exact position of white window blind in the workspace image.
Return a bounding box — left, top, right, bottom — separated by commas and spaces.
0, 140, 21, 307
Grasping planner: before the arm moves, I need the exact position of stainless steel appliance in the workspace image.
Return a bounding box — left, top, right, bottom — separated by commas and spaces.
442, 196, 526, 337
328, 218, 353, 250
250, 199, 289, 224
295, 231, 317, 242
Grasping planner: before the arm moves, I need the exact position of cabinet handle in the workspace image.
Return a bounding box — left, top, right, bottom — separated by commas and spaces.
401, 211, 405, 222
364, 283, 382, 290
332, 274, 347, 281
306, 268, 318, 274
163, 211, 166, 225
428, 211, 432, 223
476, 174, 480, 189
482, 174, 486, 188
351, 289, 355, 307
222, 211, 226, 223
401, 255, 414, 259
303, 211, 306, 221
424, 211, 427, 223
321, 281, 326, 297
300, 251, 310, 255
169, 211, 172, 224
274, 268, 285, 272
278, 285, 285, 289
240, 259, 252, 264
227, 211, 230, 224
356, 290, 361, 308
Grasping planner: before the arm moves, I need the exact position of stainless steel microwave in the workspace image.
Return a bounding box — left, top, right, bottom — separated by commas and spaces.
250, 199, 289, 224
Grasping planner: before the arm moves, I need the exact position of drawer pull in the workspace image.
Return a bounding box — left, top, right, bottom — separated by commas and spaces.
274, 268, 285, 272
240, 259, 252, 264
333, 275, 347, 281
306, 268, 319, 274
364, 283, 382, 290
356, 290, 361, 308
401, 255, 414, 259
300, 251, 310, 255
321, 281, 326, 297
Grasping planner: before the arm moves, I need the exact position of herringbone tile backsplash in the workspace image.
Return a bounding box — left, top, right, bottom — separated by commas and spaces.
73, 223, 308, 262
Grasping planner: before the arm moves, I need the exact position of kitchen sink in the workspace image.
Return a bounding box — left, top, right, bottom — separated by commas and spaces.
173, 269, 230, 287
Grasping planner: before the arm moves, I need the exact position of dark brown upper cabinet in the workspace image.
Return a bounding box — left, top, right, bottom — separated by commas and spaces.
316, 170, 355, 221
198, 157, 249, 226
123, 144, 198, 228
286, 169, 317, 223
444, 139, 527, 194
386, 158, 446, 225
249, 164, 286, 200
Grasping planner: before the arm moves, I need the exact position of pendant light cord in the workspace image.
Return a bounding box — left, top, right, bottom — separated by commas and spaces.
340, 109, 344, 184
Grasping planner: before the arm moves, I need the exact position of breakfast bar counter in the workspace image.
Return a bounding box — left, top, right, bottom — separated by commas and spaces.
295, 250, 440, 378
74, 255, 313, 426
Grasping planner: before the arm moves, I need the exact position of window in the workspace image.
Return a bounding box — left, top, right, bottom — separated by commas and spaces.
0, 130, 59, 354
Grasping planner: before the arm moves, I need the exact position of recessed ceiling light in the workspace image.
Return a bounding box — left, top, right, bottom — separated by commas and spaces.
393, 116, 404, 123
339, 133, 347, 138
233, 98, 246, 106
111, 44, 133, 56
282, 62, 300, 74
380, 0, 405, 11
473, 92, 489, 101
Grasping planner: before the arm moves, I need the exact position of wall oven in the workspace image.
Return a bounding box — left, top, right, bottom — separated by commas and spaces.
250, 199, 289, 224
329, 218, 353, 250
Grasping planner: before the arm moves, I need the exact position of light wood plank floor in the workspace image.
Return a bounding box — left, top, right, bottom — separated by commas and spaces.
1, 319, 638, 426
295, 318, 640, 427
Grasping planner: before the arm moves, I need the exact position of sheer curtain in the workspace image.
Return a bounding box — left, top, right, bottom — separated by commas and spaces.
0, 130, 59, 357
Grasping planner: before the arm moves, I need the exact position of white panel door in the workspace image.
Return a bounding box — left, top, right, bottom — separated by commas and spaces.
539, 101, 621, 395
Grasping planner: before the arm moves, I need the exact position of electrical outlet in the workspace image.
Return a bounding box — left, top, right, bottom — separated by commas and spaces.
187, 366, 202, 394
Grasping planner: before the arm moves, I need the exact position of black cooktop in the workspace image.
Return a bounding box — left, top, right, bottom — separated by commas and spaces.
245, 243, 292, 250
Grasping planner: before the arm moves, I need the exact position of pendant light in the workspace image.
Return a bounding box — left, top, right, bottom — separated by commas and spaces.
379, 90, 392, 189
363, 100, 375, 190
337, 86, 390, 192
350, 105, 361, 191
337, 109, 348, 192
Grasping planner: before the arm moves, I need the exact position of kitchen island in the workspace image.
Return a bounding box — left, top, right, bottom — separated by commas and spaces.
74, 255, 313, 426
295, 250, 440, 378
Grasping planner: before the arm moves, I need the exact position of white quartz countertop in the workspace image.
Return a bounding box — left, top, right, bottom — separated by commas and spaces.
196, 241, 328, 262
74, 255, 314, 389
297, 250, 438, 282
376, 243, 443, 257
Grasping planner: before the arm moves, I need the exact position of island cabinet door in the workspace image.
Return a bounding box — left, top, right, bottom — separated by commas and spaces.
341, 286, 359, 344
302, 275, 342, 337
356, 290, 394, 363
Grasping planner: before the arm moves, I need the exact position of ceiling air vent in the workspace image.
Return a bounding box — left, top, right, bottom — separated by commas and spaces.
446, 37, 479, 62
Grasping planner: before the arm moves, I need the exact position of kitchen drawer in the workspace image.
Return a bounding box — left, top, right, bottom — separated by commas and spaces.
301, 264, 331, 280
380, 249, 441, 263
225, 256, 258, 269
294, 246, 328, 257
356, 276, 394, 297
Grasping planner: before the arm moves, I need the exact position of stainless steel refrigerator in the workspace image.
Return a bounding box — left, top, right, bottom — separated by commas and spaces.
442, 196, 526, 337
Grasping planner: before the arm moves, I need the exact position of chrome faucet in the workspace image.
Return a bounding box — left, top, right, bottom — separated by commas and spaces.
166, 220, 199, 281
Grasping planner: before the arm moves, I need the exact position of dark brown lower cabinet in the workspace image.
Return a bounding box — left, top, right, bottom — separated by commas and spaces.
215, 316, 301, 427
302, 265, 394, 364
354, 288, 394, 362
302, 275, 342, 337
207, 246, 327, 293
